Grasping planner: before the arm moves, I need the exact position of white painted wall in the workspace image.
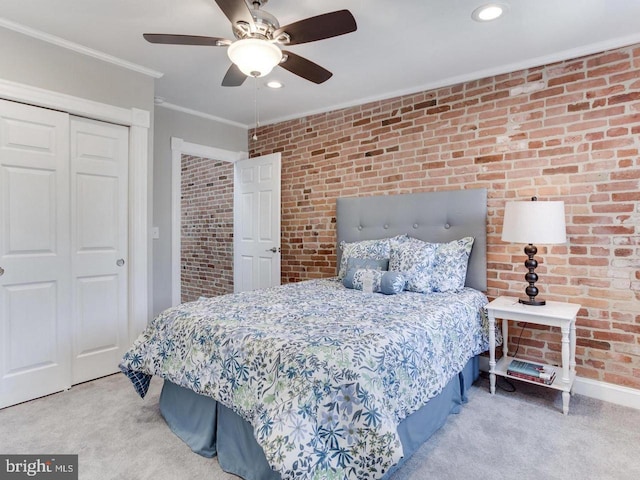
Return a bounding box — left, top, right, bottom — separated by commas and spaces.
152, 107, 247, 316
0, 27, 154, 111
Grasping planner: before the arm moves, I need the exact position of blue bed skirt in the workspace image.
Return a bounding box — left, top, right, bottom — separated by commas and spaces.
159, 355, 480, 479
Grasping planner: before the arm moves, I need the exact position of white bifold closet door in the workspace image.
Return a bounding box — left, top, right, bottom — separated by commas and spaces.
0, 100, 72, 408
69, 116, 129, 385
0, 99, 129, 408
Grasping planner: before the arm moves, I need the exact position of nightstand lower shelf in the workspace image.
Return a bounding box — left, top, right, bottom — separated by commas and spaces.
495, 356, 575, 393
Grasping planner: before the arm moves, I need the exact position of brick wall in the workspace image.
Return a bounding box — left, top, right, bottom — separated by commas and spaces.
181, 155, 234, 302
250, 44, 640, 390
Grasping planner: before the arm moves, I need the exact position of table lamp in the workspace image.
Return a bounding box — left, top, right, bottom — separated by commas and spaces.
501, 197, 567, 306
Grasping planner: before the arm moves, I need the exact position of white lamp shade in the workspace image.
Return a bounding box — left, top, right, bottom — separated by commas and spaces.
501, 200, 567, 244
227, 38, 283, 78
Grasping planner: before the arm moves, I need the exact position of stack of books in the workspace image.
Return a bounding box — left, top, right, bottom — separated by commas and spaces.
507, 359, 556, 385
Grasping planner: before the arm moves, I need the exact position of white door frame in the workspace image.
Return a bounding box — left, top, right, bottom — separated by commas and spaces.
170, 137, 245, 306
0, 78, 150, 342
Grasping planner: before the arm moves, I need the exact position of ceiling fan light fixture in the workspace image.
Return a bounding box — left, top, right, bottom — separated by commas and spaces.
472, 3, 508, 22
227, 38, 283, 77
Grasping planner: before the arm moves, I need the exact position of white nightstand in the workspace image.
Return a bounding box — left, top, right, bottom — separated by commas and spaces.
486, 296, 581, 415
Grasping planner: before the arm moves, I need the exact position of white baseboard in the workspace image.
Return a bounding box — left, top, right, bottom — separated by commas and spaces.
572, 377, 640, 410
478, 356, 640, 410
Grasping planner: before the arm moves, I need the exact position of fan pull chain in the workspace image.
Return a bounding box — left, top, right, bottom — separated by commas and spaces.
252, 75, 259, 141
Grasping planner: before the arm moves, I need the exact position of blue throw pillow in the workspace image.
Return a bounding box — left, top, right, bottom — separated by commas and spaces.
346, 257, 389, 272
379, 271, 406, 295
342, 269, 356, 289
342, 258, 389, 289
343, 269, 406, 295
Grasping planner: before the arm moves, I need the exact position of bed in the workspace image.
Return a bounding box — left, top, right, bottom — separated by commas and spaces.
121, 188, 489, 480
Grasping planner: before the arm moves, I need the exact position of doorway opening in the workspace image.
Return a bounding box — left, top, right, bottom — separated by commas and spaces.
180, 155, 234, 302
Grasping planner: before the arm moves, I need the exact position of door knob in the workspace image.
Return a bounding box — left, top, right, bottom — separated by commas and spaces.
0, 266, 4, 276
265, 247, 280, 253
116, 258, 125, 267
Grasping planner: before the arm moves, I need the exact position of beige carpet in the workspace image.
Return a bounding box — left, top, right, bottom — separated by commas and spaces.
1, 373, 639, 480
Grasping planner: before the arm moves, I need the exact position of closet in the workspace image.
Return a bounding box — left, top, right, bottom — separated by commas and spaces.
0, 98, 129, 408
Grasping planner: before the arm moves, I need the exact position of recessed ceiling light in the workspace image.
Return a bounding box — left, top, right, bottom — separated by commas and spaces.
472, 3, 508, 22
266, 81, 283, 89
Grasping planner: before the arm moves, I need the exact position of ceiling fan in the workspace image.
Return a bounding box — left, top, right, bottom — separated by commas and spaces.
144, 0, 357, 86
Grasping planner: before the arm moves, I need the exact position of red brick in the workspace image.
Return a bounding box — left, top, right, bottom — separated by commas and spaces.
577, 339, 611, 350
567, 102, 590, 112
609, 92, 640, 105
609, 113, 640, 126
548, 73, 585, 87
542, 165, 579, 175
474, 154, 504, 164
586, 51, 630, 67
531, 86, 565, 100
588, 62, 632, 77
593, 331, 636, 343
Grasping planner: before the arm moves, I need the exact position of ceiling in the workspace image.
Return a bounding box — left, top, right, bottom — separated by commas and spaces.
2, 0, 640, 127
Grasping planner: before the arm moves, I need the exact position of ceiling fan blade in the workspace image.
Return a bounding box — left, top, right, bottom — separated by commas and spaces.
143, 34, 230, 46
222, 63, 247, 87
279, 51, 332, 84
274, 10, 357, 45
215, 0, 255, 29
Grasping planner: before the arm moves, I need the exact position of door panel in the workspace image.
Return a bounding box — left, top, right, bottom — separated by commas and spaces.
70, 116, 128, 384
2, 116, 59, 155
76, 174, 118, 250
76, 275, 119, 355
240, 192, 254, 240
258, 257, 273, 287
0, 99, 71, 409
238, 256, 254, 293
234, 153, 281, 292
258, 190, 273, 241
5, 282, 57, 373
5, 167, 56, 254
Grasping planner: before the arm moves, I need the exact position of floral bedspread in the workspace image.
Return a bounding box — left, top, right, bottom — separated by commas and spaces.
120, 279, 489, 480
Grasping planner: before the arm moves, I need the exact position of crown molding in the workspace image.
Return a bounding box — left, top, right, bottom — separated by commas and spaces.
0, 17, 163, 79
156, 100, 248, 130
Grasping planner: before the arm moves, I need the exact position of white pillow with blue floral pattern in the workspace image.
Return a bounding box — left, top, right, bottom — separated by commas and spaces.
390, 236, 474, 293
389, 241, 438, 293
338, 235, 408, 279
388, 236, 427, 272
351, 269, 383, 292
430, 236, 474, 292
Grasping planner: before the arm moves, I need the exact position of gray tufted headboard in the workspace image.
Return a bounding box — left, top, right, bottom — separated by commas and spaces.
336, 188, 488, 291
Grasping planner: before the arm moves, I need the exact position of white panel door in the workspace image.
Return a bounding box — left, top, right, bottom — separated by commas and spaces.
0, 99, 71, 408
70, 116, 128, 384
234, 153, 281, 292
